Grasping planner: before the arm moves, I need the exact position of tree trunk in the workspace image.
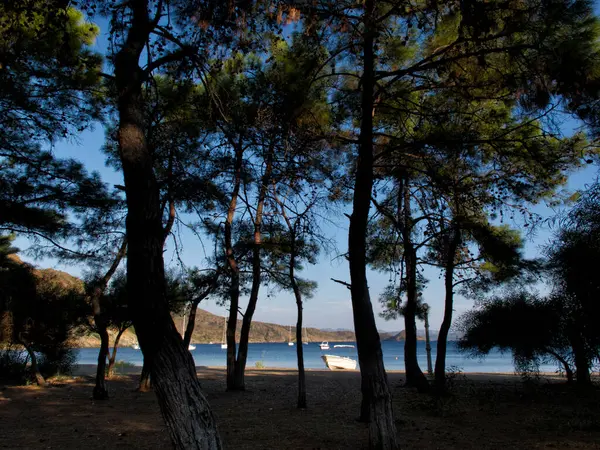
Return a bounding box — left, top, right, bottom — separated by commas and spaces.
571, 334, 591, 386
233, 144, 274, 391
183, 301, 200, 349
224, 144, 243, 391
348, 2, 398, 447
90, 238, 127, 399
290, 239, 307, 409
547, 350, 574, 384
138, 359, 152, 392
22, 341, 45, 386
401, 182, 428, 392
115, 2, 221, 447
107, 326, 127, 379
424, 312, 433, 377
93, 315, 110, 398
183, 277, 219, 349
434, 227, 460, 393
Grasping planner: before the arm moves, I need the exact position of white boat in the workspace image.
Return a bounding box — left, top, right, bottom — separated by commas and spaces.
303, 327, 309, 345
334, 344, 355, 348
188, 344, 196, 351
319, 341, 329, 350
132, 343, 140, 350
321, 354, 357, 370
287, 325, 294, 346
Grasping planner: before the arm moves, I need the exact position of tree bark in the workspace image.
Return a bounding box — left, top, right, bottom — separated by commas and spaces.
22, 340, 45, 386
115, 1, 221, 447
400, 180, 428, 392
434, 226, 460, 393
233, 144, 274, 391
424, 311, 433, 377
224, 143, 243, 391
107, 326, 127, 379
349, 2, 398, 447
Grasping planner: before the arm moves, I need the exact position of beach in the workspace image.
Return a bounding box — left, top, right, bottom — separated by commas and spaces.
1, 366, 598, 449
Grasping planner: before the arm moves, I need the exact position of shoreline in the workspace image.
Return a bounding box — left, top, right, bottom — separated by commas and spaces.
72, 363, 570, 382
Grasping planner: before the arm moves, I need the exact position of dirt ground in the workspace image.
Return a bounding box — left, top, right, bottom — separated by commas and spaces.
0, 367, 599, 449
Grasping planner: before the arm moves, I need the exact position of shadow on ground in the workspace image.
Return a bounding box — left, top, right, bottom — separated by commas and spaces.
1, 368, 599, 449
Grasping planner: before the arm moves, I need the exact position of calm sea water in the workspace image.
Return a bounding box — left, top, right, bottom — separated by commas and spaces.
75, 341, 560, 374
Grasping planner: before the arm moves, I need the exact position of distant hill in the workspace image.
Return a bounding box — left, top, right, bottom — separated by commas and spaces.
382, 330, 426, 341
75, 308, 362, 347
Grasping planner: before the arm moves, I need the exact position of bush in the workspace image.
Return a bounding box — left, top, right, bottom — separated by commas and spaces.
38, 346, 77, 377
0, 348, 28, 382
110, 360, 136, 375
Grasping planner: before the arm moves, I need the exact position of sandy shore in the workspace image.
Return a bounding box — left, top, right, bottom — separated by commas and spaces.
73, 363, 569, 383
1, 366, 598, 449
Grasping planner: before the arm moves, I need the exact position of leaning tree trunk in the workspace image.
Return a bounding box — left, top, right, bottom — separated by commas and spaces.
348, 2, 398, 447
107, 326, 127, 378
183, 277, 219, 349
434, 227, 460, 393
114, 2, 221, 446
21, 340, 45, 386
401, 185, 428, 392
547, 349, 574, 384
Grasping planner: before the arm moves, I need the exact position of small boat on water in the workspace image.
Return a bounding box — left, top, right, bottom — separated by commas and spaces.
188, 344, 196, 351
319, 341, 330, 350
132, 343, 140, 350
287, 325, 294, 346
334, 344, 355, 348
321, 354, 357, 370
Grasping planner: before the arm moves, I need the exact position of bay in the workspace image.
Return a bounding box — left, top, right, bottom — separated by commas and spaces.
75, 340, 560, 374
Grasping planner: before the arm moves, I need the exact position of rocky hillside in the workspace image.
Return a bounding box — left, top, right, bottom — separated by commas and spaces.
382, 330, 426, 341
74, 308, 362, 347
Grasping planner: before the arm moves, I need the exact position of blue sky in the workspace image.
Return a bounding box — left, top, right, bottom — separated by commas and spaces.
13, 10, 600, 333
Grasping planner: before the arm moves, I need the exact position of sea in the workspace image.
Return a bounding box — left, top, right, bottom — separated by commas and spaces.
75, 341, 560, 374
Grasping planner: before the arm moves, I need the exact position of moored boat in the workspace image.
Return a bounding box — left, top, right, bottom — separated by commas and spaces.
321, 354, 357, 370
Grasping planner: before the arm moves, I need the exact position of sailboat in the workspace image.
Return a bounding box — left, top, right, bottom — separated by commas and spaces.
221, 316, 228, 349
182, 309, 196, 351
303, 327, 309, 345
288, 325, 294, 346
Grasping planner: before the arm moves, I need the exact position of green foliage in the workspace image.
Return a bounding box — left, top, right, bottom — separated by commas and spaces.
0, 1, 112, 238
